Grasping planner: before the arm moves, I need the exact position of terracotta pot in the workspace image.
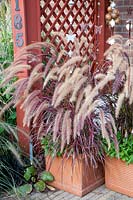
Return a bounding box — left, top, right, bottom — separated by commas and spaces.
46, 156, 104, 197
105, 157, 133, 197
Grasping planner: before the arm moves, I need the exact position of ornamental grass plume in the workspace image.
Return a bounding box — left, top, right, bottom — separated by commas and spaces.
1, 34, 127, 166
95, 35, 133, 142
104, 35, 133, 117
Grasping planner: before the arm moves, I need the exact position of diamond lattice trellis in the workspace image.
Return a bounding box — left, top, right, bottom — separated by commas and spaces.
40, 0, 97, 57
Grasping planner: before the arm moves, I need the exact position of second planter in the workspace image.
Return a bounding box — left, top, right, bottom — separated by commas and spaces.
105, 157, 133, 197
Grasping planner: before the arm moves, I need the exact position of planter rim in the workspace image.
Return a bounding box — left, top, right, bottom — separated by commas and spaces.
105, 156, 133, 166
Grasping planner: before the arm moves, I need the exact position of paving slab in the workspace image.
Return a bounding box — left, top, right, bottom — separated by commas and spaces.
30, 185, 133, 200
2, 185, 133, 200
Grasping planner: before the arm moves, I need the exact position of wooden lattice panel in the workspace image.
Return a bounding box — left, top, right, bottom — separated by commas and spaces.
40, 0, 97, 57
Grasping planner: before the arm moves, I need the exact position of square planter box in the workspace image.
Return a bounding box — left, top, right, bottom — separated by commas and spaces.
46, 156, 104, 197
105, 157, 133, 197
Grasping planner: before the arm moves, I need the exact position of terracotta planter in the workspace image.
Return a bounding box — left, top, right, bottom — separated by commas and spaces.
105, 157, 133, 197
46, 156, 104, 197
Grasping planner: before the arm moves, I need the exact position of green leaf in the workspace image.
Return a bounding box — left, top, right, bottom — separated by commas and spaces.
128, 155, 133, 164
9, 112, 16, 119
105, 132, 133, 164
34, 180, 46, 192
57, 151, 63, 157
31, 177, 36, 183
17, 184, 32, 197
0, 126, 4, 134
24, 166, 37, 181
5, 94, 10, 99
40, 171, 54, 182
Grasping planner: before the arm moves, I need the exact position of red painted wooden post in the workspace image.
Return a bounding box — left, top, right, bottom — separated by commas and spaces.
11, 0, 41, 152
97, 0, 110, 64
97, 0, 105, 64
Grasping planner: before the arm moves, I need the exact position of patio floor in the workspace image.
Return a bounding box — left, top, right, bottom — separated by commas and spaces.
30, 185, 133, 200
3, 185, 133, 200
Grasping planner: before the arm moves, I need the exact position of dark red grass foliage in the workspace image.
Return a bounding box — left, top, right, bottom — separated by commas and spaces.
2, 36, 130, 166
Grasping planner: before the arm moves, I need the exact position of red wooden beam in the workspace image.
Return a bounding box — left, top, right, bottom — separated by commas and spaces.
97, 0, 106, 64
11, 0, 41, 152
97, 0, 110, 64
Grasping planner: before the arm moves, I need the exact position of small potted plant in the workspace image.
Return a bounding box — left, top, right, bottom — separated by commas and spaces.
104, 129, 133, 197
103, 99, 133, 197
100, 35, 133, 197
